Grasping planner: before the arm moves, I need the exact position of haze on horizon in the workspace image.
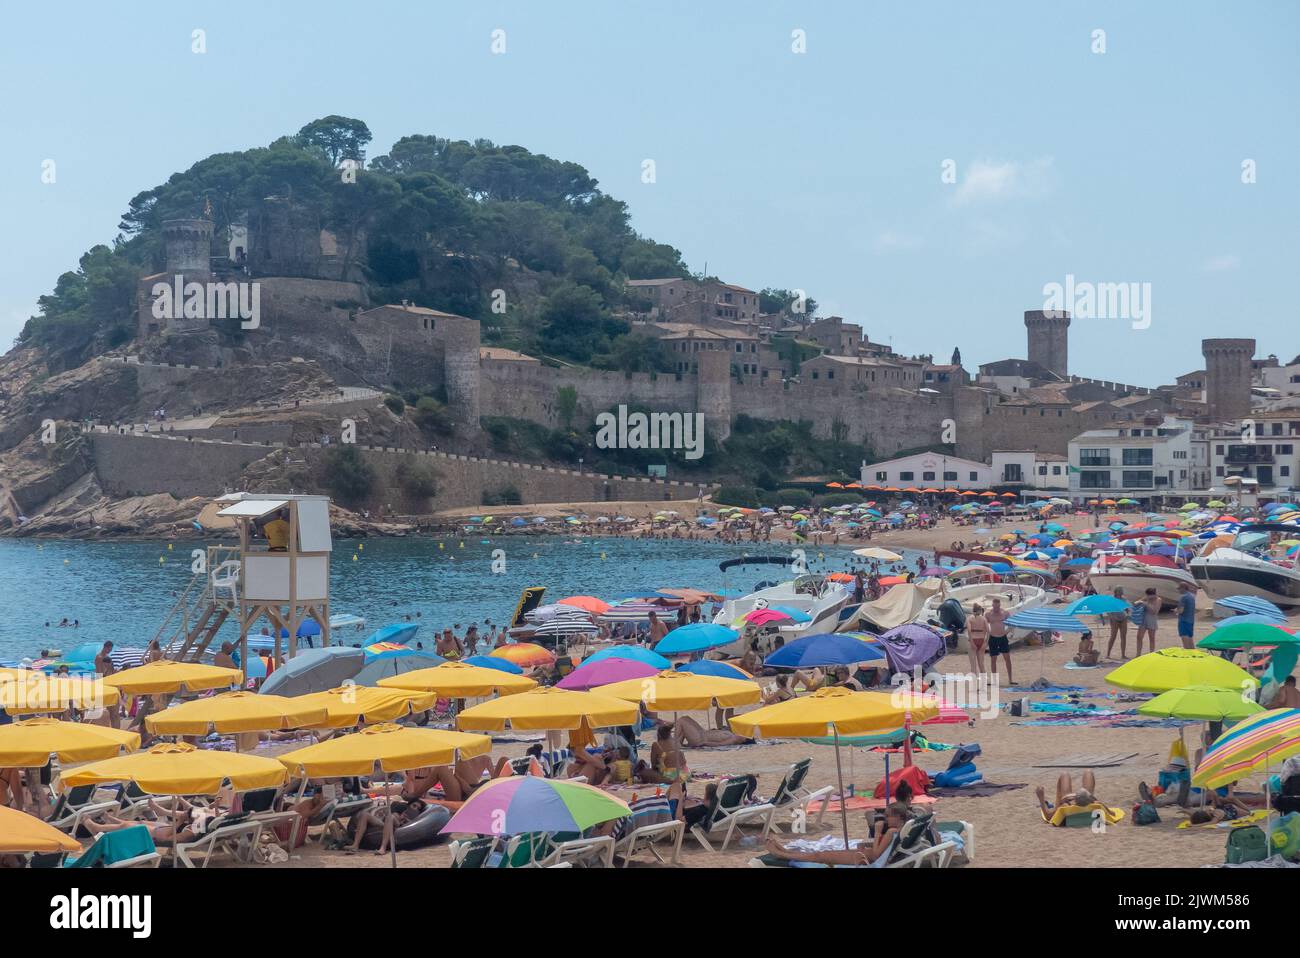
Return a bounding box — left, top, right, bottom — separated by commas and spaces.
1, 0, 1296, 386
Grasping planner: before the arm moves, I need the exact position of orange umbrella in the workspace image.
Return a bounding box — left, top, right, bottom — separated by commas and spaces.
845, 482, 862, 489
557, 595, 611, 615
884, 486, 901, 493
491, 643, 556, 668
826, 482, 844, 489
979, 491, 997, 498
921, 488, 940, 494
864, 485, 882, 491
960, 490, 978, 497
1101, 499, 1117, 506
1001, 492, 1016, 498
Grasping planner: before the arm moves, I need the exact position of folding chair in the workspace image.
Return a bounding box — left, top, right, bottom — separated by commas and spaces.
175, 814, 264, 868
448, 836, 498, 869
65, 825, 161, 868
690, 776, 775, 852
613, 795, 684, 867
47, 784, 118, 836
764, 759, 834, 838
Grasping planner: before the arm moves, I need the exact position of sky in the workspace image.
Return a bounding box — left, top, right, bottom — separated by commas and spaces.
1, 0, 1296, 386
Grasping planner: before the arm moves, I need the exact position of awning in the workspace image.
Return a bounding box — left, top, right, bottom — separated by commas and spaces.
217, 499, 288, 518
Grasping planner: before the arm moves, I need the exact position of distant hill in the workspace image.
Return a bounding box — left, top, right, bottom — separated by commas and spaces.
18, 115, 691, 371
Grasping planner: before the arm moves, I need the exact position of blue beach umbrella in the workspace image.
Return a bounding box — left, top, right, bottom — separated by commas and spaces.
463, 654, 524, 674
1005, 609, 1090, 633
654, 623, 739, 655
1215, 596, 1285, 621
676, 660, 752, 680
765, 632, 886, 669
768, 605, 813, 624
582, 645, 672, 669
1066, 595, 1130, 616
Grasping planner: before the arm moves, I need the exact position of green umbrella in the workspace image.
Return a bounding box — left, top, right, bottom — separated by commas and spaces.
1197, 622, 1300, 651
1137, 685, 1265, 723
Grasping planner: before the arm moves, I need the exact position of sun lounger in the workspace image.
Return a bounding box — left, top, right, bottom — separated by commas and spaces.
175, 814, 263, 868
494, 832, 554, 868
449, 836, 498, 868
690, 775, 776, 852
305, 795, 374, 843
765, 759, 834, 837
538, 834, 615, 867
238, 786, 305, 852
47, 784, 119, 836
613, 795, 684, 867
934, 819, 975, 863
65, 825, 161, 869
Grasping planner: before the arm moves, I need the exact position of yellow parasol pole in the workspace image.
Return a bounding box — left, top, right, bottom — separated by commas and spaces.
832, 726, 850, 849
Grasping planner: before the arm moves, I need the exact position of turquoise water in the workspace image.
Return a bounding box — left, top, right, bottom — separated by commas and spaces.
0, 536, 927, 662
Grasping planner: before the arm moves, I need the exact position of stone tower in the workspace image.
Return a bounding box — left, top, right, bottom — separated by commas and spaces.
1024, 309, 1070, 379
163, 218, 214, 275
695, 346, 732, 443
1201, 338, 1255, 421
439, 315, 482, 428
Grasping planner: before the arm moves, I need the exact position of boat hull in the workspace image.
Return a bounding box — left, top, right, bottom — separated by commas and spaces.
1190, 550, 1300, 608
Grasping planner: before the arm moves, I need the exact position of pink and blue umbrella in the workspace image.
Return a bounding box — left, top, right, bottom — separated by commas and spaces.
557, 658, 659, 690
440, 776, 630, 836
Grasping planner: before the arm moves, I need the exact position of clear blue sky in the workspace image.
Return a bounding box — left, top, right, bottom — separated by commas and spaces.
1, 1, 1296, 385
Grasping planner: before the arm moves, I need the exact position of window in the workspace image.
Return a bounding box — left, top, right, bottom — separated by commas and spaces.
1279, 444, 1294, 455
899, 471, 914, 481
1216, 466, 1225, 476
827, 370, 834, 380
1123, 448, 1153, 466
922, 471, 935, 481
969, 471, 979, 481
1038, 465, 1047, 475
1080, 472, 1112, 489
1079, 448, 1111, 467
944, 471, 957, 481
811, 371, 819, 380
1122, 470, 1154, 488
1053, 465, 1062, 475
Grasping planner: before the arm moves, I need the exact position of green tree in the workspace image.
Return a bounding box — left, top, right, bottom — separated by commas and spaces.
296, 115, 373, 167
323, 446, 375, 505
555, 385, 578, 428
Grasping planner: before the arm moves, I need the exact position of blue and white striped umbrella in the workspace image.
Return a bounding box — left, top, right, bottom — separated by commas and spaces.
1214, 595, 1286, 622
1005, 609, 1090, 633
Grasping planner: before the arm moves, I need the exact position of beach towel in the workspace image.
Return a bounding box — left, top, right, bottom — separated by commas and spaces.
1041, 803, 1124, 827
824, 794, 938, 813
929, 783, 1026, 798
1063, 661, 1099, 670
1176, 809, 1270, 830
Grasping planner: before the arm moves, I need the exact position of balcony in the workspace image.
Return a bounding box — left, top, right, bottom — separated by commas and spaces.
1078, 457, 1111, 467
1225, 446, 1274, 465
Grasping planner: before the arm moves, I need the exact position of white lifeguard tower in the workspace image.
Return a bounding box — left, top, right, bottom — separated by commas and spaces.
212, 493, 334, 665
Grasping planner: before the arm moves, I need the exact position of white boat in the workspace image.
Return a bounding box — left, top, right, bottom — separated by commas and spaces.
913, 566, 1051, 648
1190, 523, 1300, 608
711, 574, 850, 657
1087, 554, 1198, 609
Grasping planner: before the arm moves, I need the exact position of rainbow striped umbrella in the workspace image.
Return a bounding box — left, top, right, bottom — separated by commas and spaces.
440, 776, 630, 836
1193, 708, 1300, 790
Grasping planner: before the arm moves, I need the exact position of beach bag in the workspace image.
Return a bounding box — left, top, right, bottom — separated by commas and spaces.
1134, 803, 1160, 826
1224, 825, 1268, 865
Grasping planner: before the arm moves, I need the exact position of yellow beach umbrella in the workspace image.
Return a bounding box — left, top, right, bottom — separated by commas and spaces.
598, 670, 761, 711
62, 742, 287, 795
1105, 648, 1258, 693
0, 804, 81, 854
103, 660, 242, 695
0, 675, 120, 715
145, 691, 328, 735
0, 718, 139, 766
457, 686, 639, 732
293, 685, 439, 729
277, 723, 492, 777
729, 687, 938, 847
853, 547, 902, 561
377, 661, 536, 698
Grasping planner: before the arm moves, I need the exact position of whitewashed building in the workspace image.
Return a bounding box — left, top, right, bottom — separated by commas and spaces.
1067, 416, 1210, 498
990, 450, 1070, 492
860, 451, 992, 489
1206, 410, 1300, 494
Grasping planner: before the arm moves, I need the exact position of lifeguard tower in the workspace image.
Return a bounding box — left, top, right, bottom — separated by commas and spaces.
212, 493, 334, 665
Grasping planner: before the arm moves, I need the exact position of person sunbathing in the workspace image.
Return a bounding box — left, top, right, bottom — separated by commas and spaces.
1035, 770, 1104, 820
347, 798, 427, 855
423, 755, 513, 801
762, 805, 907, 866
83, 797, 216, 845
638, 725, 687, 784
672, 715, 753, 748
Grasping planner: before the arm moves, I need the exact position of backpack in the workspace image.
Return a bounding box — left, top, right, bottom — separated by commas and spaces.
1225, 824, 1269, 865
1134, 803, 1160, 826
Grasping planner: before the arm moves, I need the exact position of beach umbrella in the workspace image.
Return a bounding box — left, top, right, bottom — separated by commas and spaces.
676, 660, 752, 680
441, 776, 630, 838
1137, 686, 1266, 724
853, 547, 902, 561
765, 632, 887, 669
462, 655, 524, 674
531, 618, 599, 638
259, 646, 365, 696
352, 650, 449, 687
1214, 595, 1286, 621
145, 691, 328, 736
556, 657, 659, 690
456, 686, 639, 733
1065, 595, 1130, 616
62, 741, 287, 795
0, 675, 120, 715
557, 595, 611, 615
1197, 621, 1300, 651
1193, 709, 1300, 791
491, 643, 559, 667
378, 662, 537, 697
737, 608, 794, 628
581, 646, 672, 669
0, 718, 139, 766
1213, 614, 1295, 629
0, 804, 82, 854
1106, 648, 1259, 693
730, 688, 938, 847
103, 660, 242, 696
598, 670, 761, 711
653, 623, 739, 656
291, 685, 438, 728
1004, 609, 1089, 632
278, 723, 492, 777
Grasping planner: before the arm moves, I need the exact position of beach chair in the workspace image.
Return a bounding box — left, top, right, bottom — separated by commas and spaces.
210, 560, 241, 603
542, 749, 573, 778
306, 795, 374, 844
690, 776, 776, 852
765, 759, 834, 837
884, 812, 954, 868
934, 819, 975, 863
448, 836, 497, 869
175, 813, 263, 869
613, 795, 684, 867
47, 784, 119, 836
745, 833, 900, 869
238, 786, 304, 852
65, 825, 161, 869
537, 834, 615, 868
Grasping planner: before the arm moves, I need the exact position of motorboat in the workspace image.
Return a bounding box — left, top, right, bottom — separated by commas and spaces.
1087, 553, 1198, 609
1190, 522, 1300, 608
913, 566, 1051, 648
712, 569, 850, 657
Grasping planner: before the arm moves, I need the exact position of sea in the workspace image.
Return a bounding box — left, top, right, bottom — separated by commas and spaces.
0, 536, 931, 664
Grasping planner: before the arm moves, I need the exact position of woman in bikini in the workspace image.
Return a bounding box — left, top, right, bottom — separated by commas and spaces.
966, 603, 989, 675
762, 804, 907, 866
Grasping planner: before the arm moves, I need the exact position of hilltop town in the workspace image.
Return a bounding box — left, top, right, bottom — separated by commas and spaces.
2, 119, 1297, 537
